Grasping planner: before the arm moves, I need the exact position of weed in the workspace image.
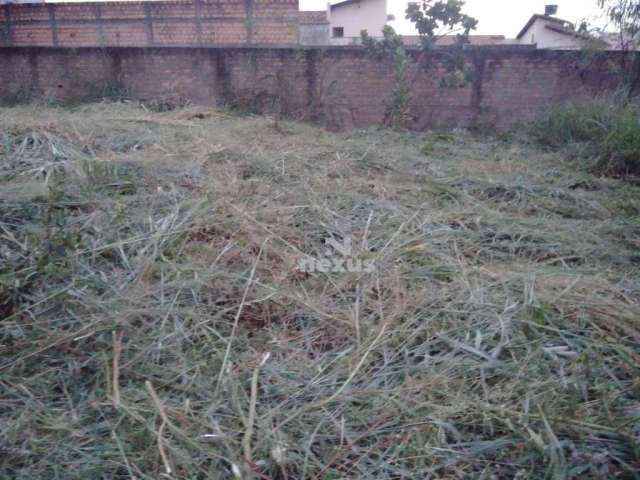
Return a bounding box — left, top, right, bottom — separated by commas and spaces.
85, 80, 131, 103
0, 86, 35, 107
531, 91, 640, 176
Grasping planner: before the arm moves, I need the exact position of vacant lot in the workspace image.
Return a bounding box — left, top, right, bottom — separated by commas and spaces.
1, 103, 639, 479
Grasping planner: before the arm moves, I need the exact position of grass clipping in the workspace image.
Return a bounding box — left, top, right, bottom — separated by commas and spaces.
1, 102, 639, 479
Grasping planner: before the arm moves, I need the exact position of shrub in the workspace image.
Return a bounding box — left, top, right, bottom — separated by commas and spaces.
88, 79, 131, 102
531, 91, 640, 176
0, 86, 35, 107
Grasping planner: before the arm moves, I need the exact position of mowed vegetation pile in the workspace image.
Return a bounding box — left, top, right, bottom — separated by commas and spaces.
0, 102, 639, 479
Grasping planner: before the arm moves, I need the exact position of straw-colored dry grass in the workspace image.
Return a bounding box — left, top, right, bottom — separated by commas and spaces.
1, 102, 639, 479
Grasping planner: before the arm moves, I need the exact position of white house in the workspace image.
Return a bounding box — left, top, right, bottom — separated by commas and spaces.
300, 2, 628, 50
328, 0, 388, 42
515, 9, 612, 50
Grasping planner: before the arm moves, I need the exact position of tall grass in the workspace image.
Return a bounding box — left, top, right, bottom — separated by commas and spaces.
531, 91, 640, 176
0, 103, 639, 479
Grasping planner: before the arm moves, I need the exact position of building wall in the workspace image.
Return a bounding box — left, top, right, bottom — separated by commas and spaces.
0, 47, 626, 130
329, 0, 387, 39
0, 0, 300, 47
299, 10, 330, 45
520, 19, 585, 50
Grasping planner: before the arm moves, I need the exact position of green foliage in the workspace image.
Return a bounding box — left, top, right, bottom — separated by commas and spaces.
0, 181, 82, 317
85, 80, 131, 102
144, 95, 189, 113
1, 81, 132, 108
531, 92, 640, 175
597, 1, 640, 92
599, 0, 640, 50
532, 105, 613, 148
384, 46, 412, 128
360, 1, 478, 129
0, 86, 35, 107
599, 109, 640, 173
439, 60, 473, 87
405, 0, 478, 50
361, 27, 412, 128
80, 159, 140, 195
405, 0, 478, 84
361, 25, 405, 60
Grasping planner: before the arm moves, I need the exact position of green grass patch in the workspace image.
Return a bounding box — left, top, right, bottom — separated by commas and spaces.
531, 91, 640, 176
0, 102, 639, 479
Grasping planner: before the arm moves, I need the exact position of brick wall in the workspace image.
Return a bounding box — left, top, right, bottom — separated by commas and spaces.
299, 11, 328, 24
299, 10, 329, 46
0, 46, 627, 130
0, 0, 300, 47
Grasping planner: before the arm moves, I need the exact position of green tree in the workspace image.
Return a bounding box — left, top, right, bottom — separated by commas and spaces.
599, 0, 640, 50
360, 25, 404, 60
360, 1, 477, 128
361, 27, 411, 127
407, 0, 479, 83
598, 0, 640, 92
405, 0, 478, 49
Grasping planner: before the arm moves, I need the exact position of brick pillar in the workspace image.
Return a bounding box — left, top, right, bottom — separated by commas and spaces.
245, 0, 254, 45
2, 5, 13, 47
47, 4, 59, 47
95, 4, 106, 47
195, 0, 203, 46
144, 2, 154, 46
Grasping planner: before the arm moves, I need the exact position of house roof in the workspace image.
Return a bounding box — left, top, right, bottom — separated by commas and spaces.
299, 11, 329, 25
402, 35, 507, 47
597, 32, 633, 49
516, 14, 573, 39
545, 23, 596, 40
544, 23, 610, 46
330, 0, 365, 11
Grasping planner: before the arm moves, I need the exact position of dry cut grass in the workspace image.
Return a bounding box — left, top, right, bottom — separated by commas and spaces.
0, 102, 639, 479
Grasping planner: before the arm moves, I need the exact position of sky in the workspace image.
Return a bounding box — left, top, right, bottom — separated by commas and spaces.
300, 0, 608, 37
